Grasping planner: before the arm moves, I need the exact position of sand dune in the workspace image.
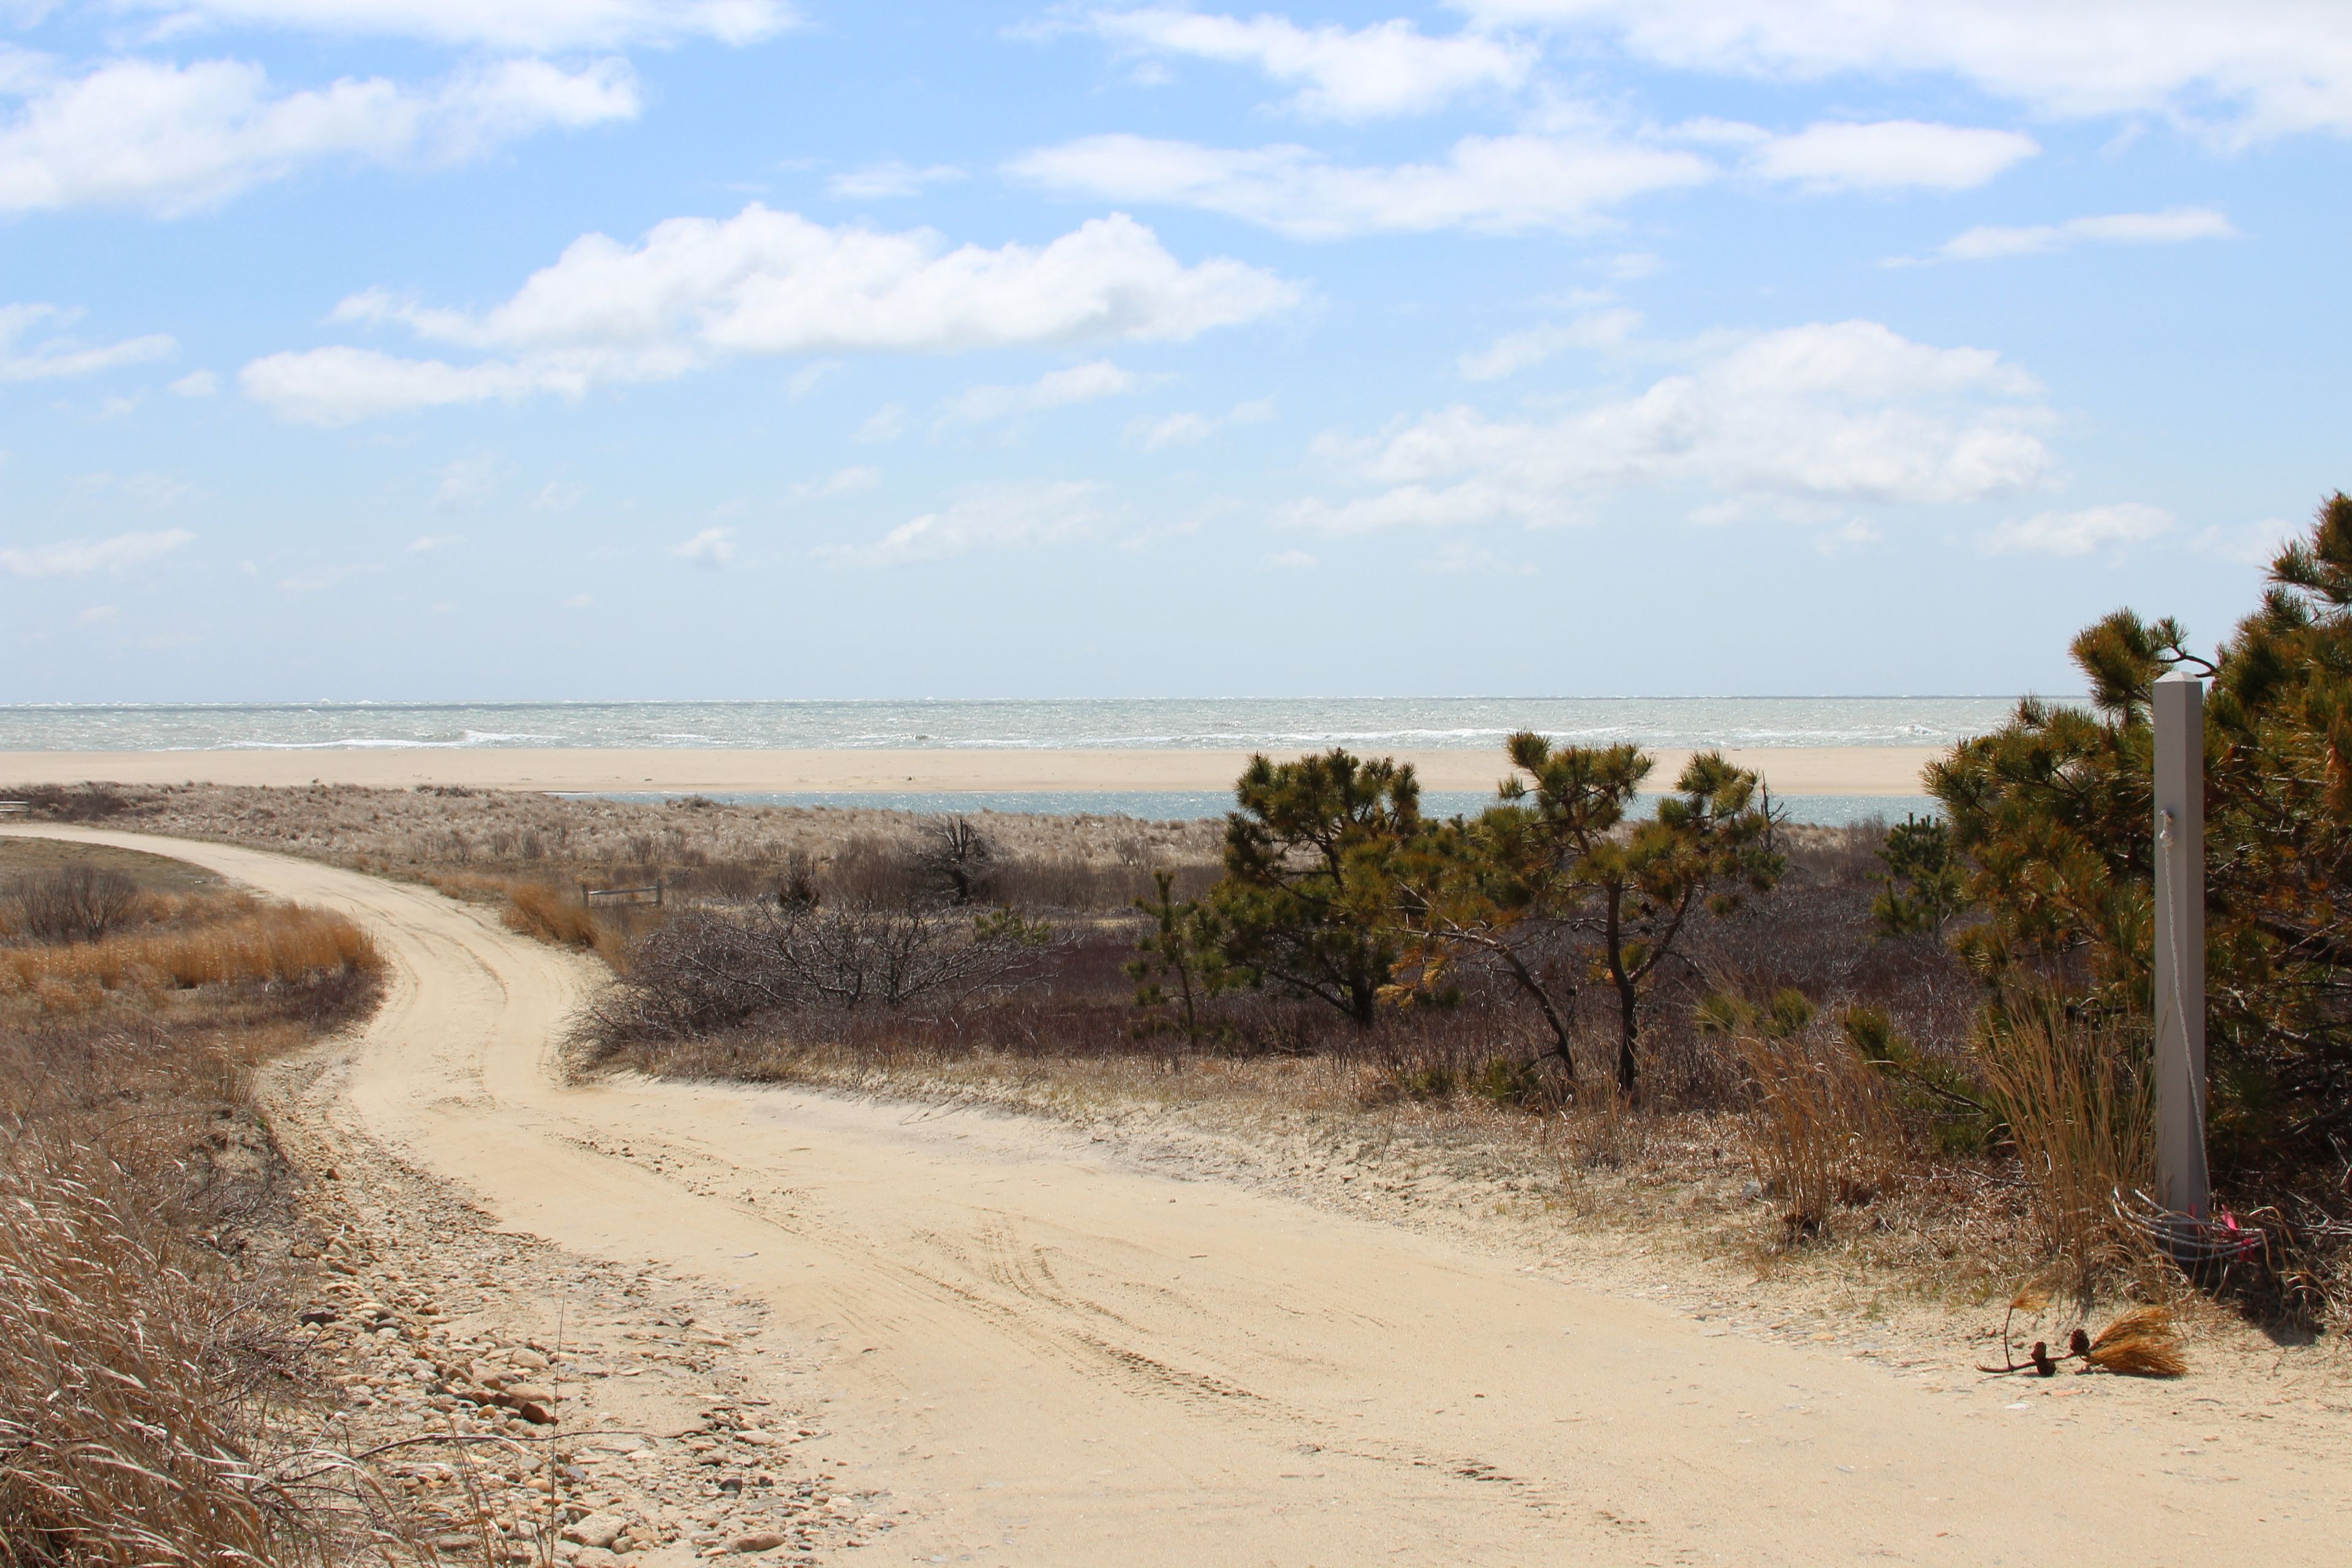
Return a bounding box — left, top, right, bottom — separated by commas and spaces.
0, 744, 1937, 796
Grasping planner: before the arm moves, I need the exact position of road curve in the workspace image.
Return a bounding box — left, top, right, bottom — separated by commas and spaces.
7, 825, 2345, 1566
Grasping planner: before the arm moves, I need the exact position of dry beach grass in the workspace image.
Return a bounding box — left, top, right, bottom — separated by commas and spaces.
0, 843, 384, 1566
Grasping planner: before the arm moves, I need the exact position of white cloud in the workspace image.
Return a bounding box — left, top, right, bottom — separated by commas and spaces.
406, 532, 459, 551
785, 464, 878, 501
563, 592, 598, 609
1011, 130, 1712, 238
2192, 516, 2298, 565
0, 527, 194, 577
1264, 548, 1317, 568
167, 369, 220, 396
1286, 320, 2053, 533
854, 403, 905, 443
532, 479, 587, 510
673, 526, 737, 565
1986, 502, 2171, 554
1128, 395, 1275, 449
238, 348, 554, 423
76, 604, 119, 624
940, 360, 1137, 424
241, 207, 1297, 422
1080, 8, 1533, 119
822, 480, 1107, 567
0, 303, 176, 380
70, 471, 190, 507
1131, 410, 1212, 448
1458, 307, 1642, 379
277, 562, 374, 592
1459, 1, 2352, 141
826, 160, 963, 199
1926, 206, 2237, 262
784, 359, 839, 399
1420, 541, 1537, 575
0, 54, 638, 215
111, 0, 794, 50
432, 451, 506, 510
1746, 119, 2038, 190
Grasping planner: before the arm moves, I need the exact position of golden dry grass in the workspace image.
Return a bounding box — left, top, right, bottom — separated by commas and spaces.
496, 879, 623, 960
0, 901, 378, 999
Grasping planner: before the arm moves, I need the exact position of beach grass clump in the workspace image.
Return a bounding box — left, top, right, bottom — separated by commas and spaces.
499, 878, 608, 952
1974, 997, 2153, 1299
1717, 996, 1900, 1240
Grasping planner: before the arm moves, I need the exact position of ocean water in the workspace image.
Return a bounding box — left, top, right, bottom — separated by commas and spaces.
0, 696, 2021, 754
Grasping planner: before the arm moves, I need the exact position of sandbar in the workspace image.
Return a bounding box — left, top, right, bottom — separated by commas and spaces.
0, 745, 1939, 797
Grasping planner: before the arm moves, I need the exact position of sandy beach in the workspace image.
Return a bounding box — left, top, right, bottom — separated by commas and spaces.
0, 744, 1938, 796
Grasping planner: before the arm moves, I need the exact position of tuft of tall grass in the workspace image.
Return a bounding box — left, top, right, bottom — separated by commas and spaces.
1975, 995, 2153, 1298
0, 905, 377, 997
1731, 1025, 1899, 1240
499, 880, 611, 954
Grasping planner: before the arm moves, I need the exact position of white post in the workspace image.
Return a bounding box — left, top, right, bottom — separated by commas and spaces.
2152, 672, 2209, 1223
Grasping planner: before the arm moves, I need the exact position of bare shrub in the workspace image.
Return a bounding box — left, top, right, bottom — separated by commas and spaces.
7, 866, 141, 944
821, 834, 921, 908
911, 815, 995, 905
676, 858, 766, 900
586, 899, 1050, 1048
13, 783, 129, 823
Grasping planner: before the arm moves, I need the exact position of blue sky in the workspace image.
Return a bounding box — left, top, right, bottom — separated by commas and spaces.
1, 0, 2346, 702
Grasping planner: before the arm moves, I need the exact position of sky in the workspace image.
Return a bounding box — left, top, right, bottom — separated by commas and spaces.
1, 0, 2347, 703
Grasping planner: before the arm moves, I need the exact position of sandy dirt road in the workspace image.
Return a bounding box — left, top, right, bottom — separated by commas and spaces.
10, 825, 2346, 1566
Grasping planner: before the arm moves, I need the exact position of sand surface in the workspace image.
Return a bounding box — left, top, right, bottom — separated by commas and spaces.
6, 823, 2345, 1565
0, 744, 1936, 796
